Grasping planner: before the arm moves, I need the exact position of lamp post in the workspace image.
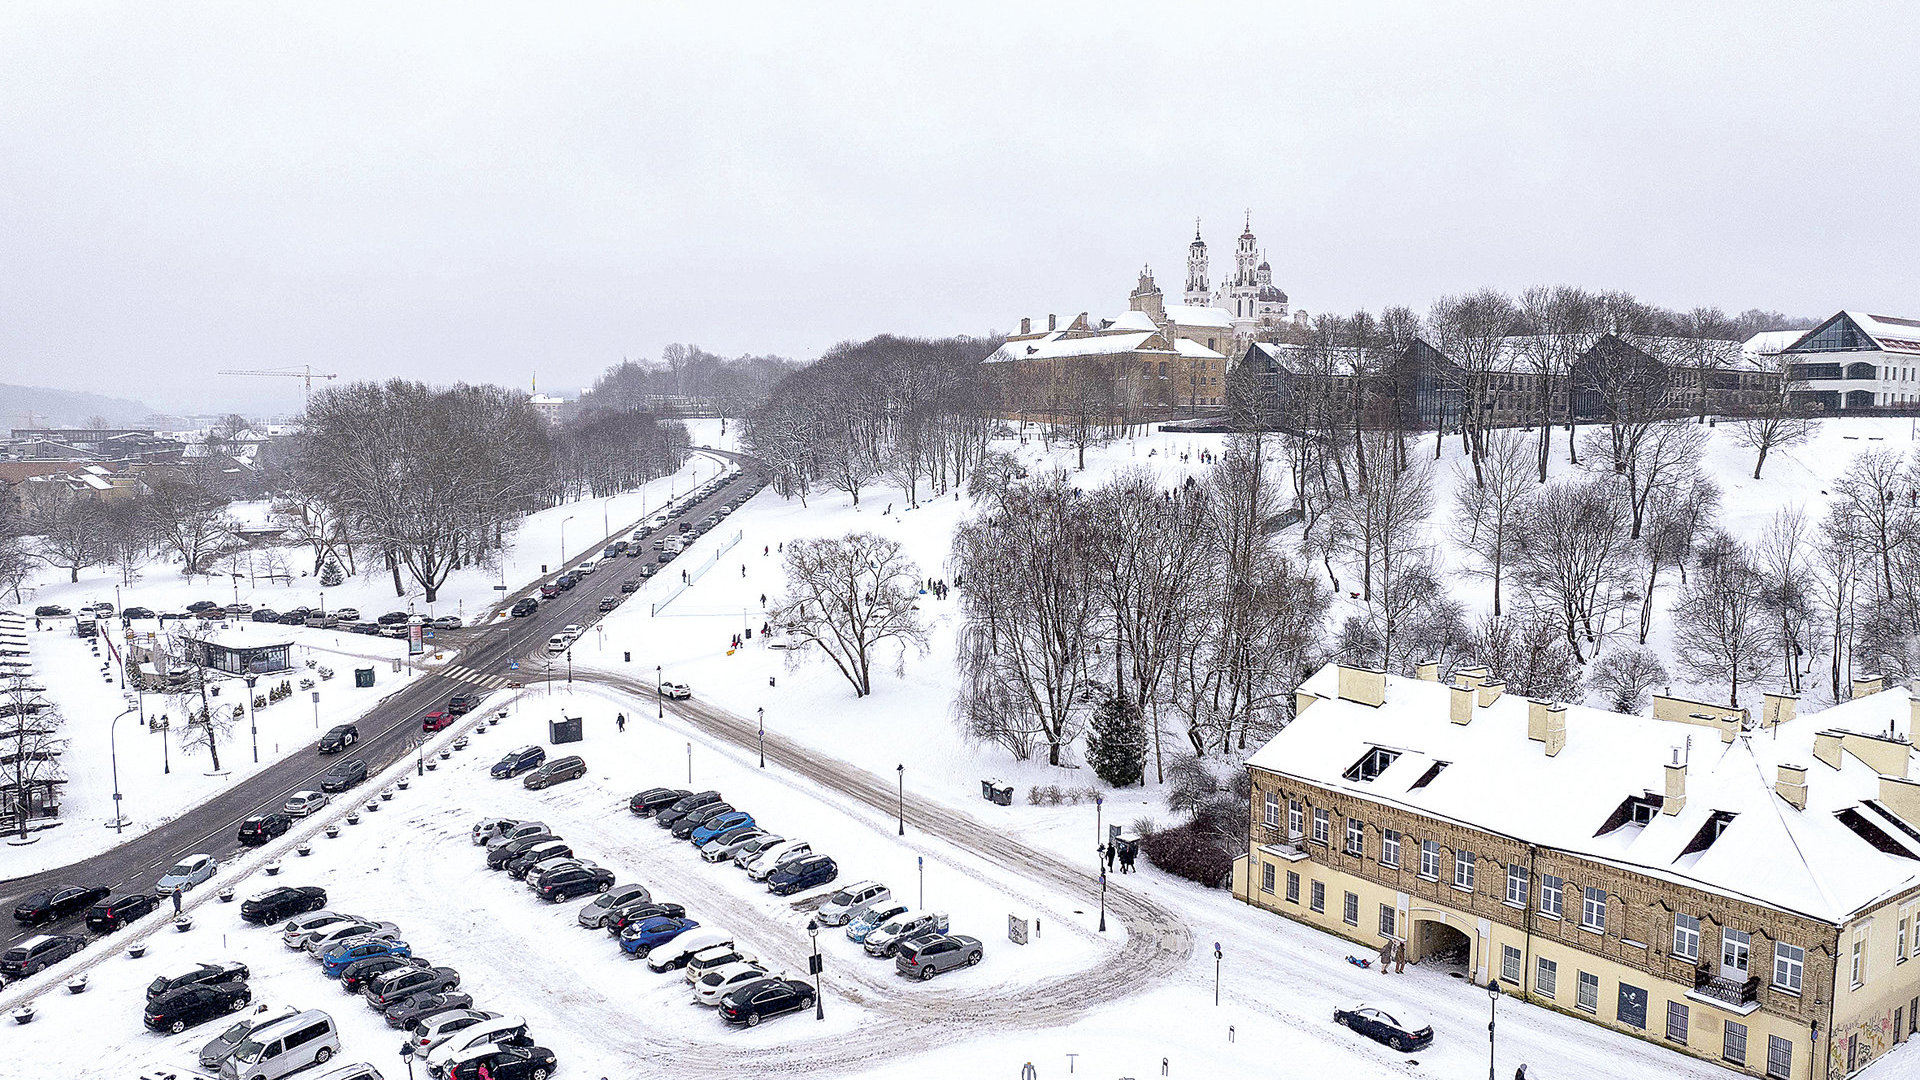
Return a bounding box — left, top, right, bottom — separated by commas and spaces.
656, 665, 663, 719
757, 707, 765, 769
1487, 978, 1500, 1080
107, 704, 136, 832
896, 764, 905, 836
243, 673, 259, 764
1214, 941, 1223, 1006
566, 648, 572, 685
808, 918, 825, 1019
160, 715, 170, 775
1095, 793, 1104, 862
399, 1042, 417, 1080
1098, 871, 1107, 933
560, 515, 575, 563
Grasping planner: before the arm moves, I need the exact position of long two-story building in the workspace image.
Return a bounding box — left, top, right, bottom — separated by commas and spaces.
1236, 663, 1920, 1080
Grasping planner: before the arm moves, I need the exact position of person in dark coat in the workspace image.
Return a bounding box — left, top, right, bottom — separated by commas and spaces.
1104, 844, 1116, 871
616, 713, 626, 733
1118, 844, 1135, 873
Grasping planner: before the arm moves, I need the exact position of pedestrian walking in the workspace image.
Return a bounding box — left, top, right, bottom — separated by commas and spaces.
1394, 939, 1408, 972
1118, 844, 1135, 873
1104, 844, 1116, 871
1378, 937, 1393, 973
759, 593, 766, 607
171, 888, 183, 915
741, 564, 746, 577
616, 713, 626, 733
763, 545, 769, 556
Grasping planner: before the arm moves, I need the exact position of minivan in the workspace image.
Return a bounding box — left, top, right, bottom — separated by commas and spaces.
220, 1009, 341, 1080
522, 755, 586, 790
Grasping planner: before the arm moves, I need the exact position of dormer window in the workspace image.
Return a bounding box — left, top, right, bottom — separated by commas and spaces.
1343, 746, 1401, 783
1680, 810, 1738, 856
1595, 794, 1665, 837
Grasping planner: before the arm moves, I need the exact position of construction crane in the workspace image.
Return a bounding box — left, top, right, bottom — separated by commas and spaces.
218, 365, 339, 406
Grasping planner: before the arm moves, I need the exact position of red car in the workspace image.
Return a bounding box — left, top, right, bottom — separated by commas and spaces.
421, 711, 454, 732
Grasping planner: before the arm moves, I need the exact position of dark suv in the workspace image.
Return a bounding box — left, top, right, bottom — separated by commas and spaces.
448, 693, 480, 714
656, 790, 723, 828
629, 787, 689, 816
522, 756, 587, 790
0, 934, 85, 977
237, 812, 293, 846
13, 884, 110, 925
538, 866, 616, 903
364, 965, 460, 1008
86, 892, 158, 932
491, 745, 545, 779
318, 724, 359, 754
511, 598, 538, 618
320, 758, 369, 792
144, 983, 252, 1033
146, 961, 250, 1000
240, 886, 327, 925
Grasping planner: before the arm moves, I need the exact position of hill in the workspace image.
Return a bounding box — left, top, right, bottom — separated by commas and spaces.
0, 382, 158, 430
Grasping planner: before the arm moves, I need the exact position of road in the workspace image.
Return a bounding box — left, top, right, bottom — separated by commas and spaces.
1, 450, 758, 952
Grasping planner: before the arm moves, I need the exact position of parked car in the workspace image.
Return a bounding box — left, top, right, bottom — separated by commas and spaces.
320, 759, 368, 792
619, 915, 699, 957
421, 710, 455, 733
218, 1008, 340, 1079
199, 1006, 299, 1071
628, 787, 688, 816
332, 607, 360, 621
845, 902, 910, 944
390, 998, 485, 1033
816, 881, 890, 927
669, 802, 736, 840
13, 883, 110, 925
718, 977, 816, 1027
446, 1045, 556, 1080
510, 598, 538, 617
123, 605, 157, 619
280, 911, 359, 949
506, 841, 573, 879
364, 965, 459, 1008
320, 936, 412, 978
683, 944, 757, 984
423, 1016, 530, 1075
249, 608, 280, 623
1334, 1003, 1434, 1052
432, 616, 463, 630
692, 961, 770, 1006
620, 580, 640, 593
447, 693, 480, 714
284, 790, 330, 817
660, 681, 692, 700
689, 811, 754, 847
236, 812, 293, 846
538, 583, 559, 599
309, 1064, 383, 1080
147, 961, 251, 1001
645, 928, 733, 973
377, 611, 410, 625
241, 886, 328, 925
605, 902, 687, 938
155, 853, 218, 895
144, 983, 253, 1034
485, 821, 549, 849
700, 827, 769, 863
863, 910, 950, 958
318, 724, 360, 754
522, 755, 586, 790
655, 790, 722, 828
490, 745, 546, 779
894, 933, 982, 979
340, 953, 429, 993
576, 884, 651, 928
0, 933, 85, 977
538, 866, 615, 903
485, 834, 559, 871
86, 891, 158, 932
767, 854, 839, 896
302, 920, 400, 955
745, 839, 813, 881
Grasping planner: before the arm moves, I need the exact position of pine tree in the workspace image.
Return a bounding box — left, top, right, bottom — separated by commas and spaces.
1087, 693, 1146, 788
320, 558, 344, 587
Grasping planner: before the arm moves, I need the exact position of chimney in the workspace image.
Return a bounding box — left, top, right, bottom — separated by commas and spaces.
1776, 763, 1808, 811
1451, 683, 1475, 724
1020, 317, 1031, 335
1527, 699, 1552, 741
1813, 730, 1844, 770
1881, 775, 1920, 830
1048, 313, 1057, 332
1664, 749, 1688, 814
1527, 700, 1566, 756
1910, 686, 1920, 734
1854, 674, 1887, 698
1454, 666, 1488, 691
1762, 692, 1797, 729
1478, 680, 1506, 708
1415, 660, 1439, 682
1336, 665, 1386, 708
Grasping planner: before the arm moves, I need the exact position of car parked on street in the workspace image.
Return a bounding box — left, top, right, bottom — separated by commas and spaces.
144, 983, 252, 1034
448, 693, 479, 713
421, 710, 455, 732
767, 854, 839, 896
147, 961, 251, 1001
320, 938, 412, 978
237, 812, 293, 846
628, 787, 688, 816
155, 853, 218, 895
284, 790, 330, 817
86, 891, 158, 932
1333, 1003, 1434, 1052
0, 933, 86, 977
894, 933, 982, 979
13, 883, 111, 925
522, 755, 586, 790
718, 977, 815, 1027
240, 886, 328, 925
490, 745, 546, 779
816, 881, 890, 927
320, 759, 368, 792
511, 598, 538, 617
620, 580, 639, 593
576, 884, 651, 928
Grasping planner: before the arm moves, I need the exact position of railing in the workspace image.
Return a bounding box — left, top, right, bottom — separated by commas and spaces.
1693, 966, 1760, 1006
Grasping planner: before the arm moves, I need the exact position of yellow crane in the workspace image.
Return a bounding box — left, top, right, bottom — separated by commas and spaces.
217, 365, 339, 405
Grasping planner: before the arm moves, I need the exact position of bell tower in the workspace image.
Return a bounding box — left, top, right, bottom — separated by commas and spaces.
1184, 218, 1210, 306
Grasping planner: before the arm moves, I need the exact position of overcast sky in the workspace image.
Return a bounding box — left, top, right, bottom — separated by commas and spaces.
5, 2, 1918, 415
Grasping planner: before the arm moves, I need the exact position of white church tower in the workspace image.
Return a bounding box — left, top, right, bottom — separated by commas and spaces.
1183, 219, 1210, 306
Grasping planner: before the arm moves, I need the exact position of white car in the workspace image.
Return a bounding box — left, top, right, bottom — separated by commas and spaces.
660, 682, 692, 701
574, 559, 597, 575
471, 818, 518, 846
423, 1015, 529, 1075
684, 944, 757, 984
280, 911, 360, 948
412, 1009, 500, 1054
745, 839, 812, 881
155, 853, 217, 895
302, 920, 400, 955
816, 881, 891, 927
284, 790, 329, 817
691, 961, 770, 1006
560, 624, 582, 640
545, 634, 569, 655
331, 608, 360, 621
645, 928, 732, 973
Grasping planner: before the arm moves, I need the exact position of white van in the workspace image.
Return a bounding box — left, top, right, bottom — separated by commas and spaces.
220, 1009, 341, 1080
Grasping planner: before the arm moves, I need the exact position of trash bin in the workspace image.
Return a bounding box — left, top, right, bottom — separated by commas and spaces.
549, 716, 584, 745
987, 780, 1013, 806
354, 667, 375, 688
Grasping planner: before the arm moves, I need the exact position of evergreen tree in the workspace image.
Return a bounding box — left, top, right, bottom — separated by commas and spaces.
319, 558, 344, 587
1086, 692, 1146, 788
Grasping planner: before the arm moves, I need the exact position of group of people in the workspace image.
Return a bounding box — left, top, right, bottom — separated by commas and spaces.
924, 577, 951, 600
1099, 841, 1136, 874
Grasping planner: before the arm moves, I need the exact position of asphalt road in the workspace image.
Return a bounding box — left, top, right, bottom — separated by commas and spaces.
1, 450, 759, 952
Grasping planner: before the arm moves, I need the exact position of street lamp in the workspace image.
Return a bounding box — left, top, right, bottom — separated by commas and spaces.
807, 918, 825, 1020
1487, 978, 1501, 1080
1214, 941, 1223, 1006
399, 1042, 417, 1080
243, 674, 259, 764
160, 715, 170, 775
896, 764, 905, 836
1098, 870, 1107, 933
106, 704, 137, 832
757, 707, 765, 769
656, 664, 663, 719
560, 515, 576, 563
566, 648, 572, 685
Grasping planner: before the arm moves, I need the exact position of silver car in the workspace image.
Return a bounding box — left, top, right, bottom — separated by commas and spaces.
727, 834, 786, 868
199, 1006, 298, 1070
577, 884, 651, 928
282, 911, 360, 949
155, 853, 217, 895
303, 920, 400, 955
816, 881, 891, 926
699, 827, 766, 862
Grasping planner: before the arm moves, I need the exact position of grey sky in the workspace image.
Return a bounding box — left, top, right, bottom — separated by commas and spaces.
5, 2, 1917, 415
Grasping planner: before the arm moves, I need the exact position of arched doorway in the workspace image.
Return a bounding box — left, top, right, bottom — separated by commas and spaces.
1410, 917, 1472, 972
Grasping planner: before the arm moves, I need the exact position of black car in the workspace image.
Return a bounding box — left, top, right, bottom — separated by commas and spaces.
669, 802, 735, 840
1334, 1004, 1434, 1052
629, 787, 689, 816
510, 598, 538, 618
318, 723, 359, 754
507, 843, 573, 879
144, 982, 252, 1033
13, 883, 111, 925
86, 892, 158, 932
383, 990, 475, 1029
448, 1044, 558, 1080
240, 886, 327, 925
448, 693, 480, 714
522, 755, 586, 790
604, 901, 687, 936
538, 867, 616, 903
0, 934, 85, 976
183, 600, 217, 613
719, 977, 816, 1027
364, 965, 459, 1008
377, 611, 410, 625
147, 961, 250, 1001
486, 833, 560, 870
320, 758, 368, 792
491, 745, 546, 779
33, 604, 69, 617
620, 580, 640, 593
250, 609, 280, 623
656, 790, 723, 828
340, 953, 430, 993
237, 812, 293, 846
123, 606, 156, 619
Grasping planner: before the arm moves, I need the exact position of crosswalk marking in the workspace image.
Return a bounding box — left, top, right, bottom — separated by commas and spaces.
436, 664, 514, 689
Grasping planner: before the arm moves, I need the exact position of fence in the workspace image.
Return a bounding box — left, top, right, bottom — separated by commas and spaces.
650, 529, 744, 615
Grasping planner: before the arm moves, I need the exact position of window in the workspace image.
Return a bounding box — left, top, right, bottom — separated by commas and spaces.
1345, 818, 1364, 857
1766, 1035, 1793, 1080
1311, 808, 1330, 846
1576, 971, 1599, 1013
1381, 829, 1401, 868
1419, 840, 1440, 879
1260, 863, 1276, 895
1455, 850, 1476, 890
1723, 928, 1751, 976
1287, 800, 1304, 840
1852, 933, 1867, 987
1263, 791, 1279, 828
1285, 871, 1299, 904
1310, 881, 1325, 913
1379, 904, 1397, 938
1581, 887, 1607, 933
1901, 914, 1910, 961
1536, 957, 1557, 998
1530, 874, 1564, 919
1667, 1001, 1689, 1044
1343, 891, 1359, 926
1774, 943, 1804, 993
1723, 1020, 1748, 1066
1501, 944, 1522, 984
1506, 863, 1527, 906
1342, 746, 1401, 782
1673, 914, 1701, 963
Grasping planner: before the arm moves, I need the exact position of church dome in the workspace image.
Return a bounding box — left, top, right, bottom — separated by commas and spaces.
1258, 285, 1288, 303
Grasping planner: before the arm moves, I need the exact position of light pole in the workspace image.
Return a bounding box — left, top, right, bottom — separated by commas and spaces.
107, 704, 136, 832
399, 1042, 417, 1080
1095, 793, 1104, 859
918, 855, 924, 908
160, 715, 170, 775
1098, 871, 1107, 933
1214, 941, 1223, 1006
896, 764, 905, 836
560, 515, 575, 563
1487, 978, 1501, 1080
566, 648, 572, 685
656, 665, 663, 719
243, 674, 259, 764
807, 918, 825, 1020
757, 707, 765, 768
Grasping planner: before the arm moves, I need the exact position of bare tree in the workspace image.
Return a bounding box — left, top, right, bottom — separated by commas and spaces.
1756, 509, 1817, 695
1515, 285, 1602, 479
1511, 475, 1637, 662
1452, 427, 1535, 616
1427, 288, 1521, 484
1732, 353, 1816, 479
1590, 647, 1669, 712
1672, 534, 1776, 707
1831, 450, 1911, 602
771, 533, 928, 698
1635, 478, 1719, 644
1814, 500, 1866, 701
1585, 418, 1705, 539
0, 677, 65, 840
23, 491, 111, 583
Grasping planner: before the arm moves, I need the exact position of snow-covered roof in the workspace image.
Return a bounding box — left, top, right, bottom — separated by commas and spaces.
1743, 330, 1804, 357
185, 627, 292, 650
1106, 310, 1158, 332
1164, 305, 1233, 329
1172, 338, 1225, 360
1844, 312, 1920, 356
984, 329, 1173, 364
1251, 664, 1920, 925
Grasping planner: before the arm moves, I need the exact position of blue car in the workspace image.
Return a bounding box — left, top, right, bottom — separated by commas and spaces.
846, 902, 909, 944
491, 745, 546, 779
620, 915, 699, 958
320, 938, 411, 978
690, 811, 754, 847
768, 854, 839, 897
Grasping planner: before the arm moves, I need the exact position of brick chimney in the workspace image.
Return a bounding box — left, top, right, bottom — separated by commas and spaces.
1776, 763, 1808, 811
1762, 691, 1797, 729
1415, 660, 1439, 682
1911, 686, 1920, 733
1020, 317, 1031, 335
1527, 700, 1566, 756
1454, 666, 1488, 691
1854, 674, 1887, 698
1478, 680, 1506, 708
1664, 749, 1688, 814
1048, 313, 1057, 332
1336, 665, 1386, 708
1451, 683, 1475, 725
1814, 730, 1844, 770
